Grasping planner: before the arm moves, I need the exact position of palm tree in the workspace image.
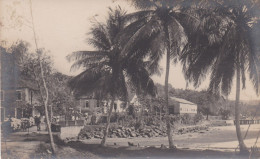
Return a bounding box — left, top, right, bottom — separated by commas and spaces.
120, 0, 210, 148
67, 7, 156, 146
180, 0, 260, 153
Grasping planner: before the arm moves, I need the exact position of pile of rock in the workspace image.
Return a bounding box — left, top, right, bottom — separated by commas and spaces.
177, 125, 209, 134
108, 126, 168, 138
78, 125, 209, 140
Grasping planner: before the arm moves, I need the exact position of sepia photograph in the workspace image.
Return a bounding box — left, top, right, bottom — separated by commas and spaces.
0, 0, 260, 158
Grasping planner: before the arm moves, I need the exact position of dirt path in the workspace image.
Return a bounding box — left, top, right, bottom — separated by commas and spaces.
1, 124, 259, 158
1, 126, 98, 159
83, 124, 260, 152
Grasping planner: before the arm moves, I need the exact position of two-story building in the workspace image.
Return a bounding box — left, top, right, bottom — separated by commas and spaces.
76, 95, 127, 115
1, 47, 40, 121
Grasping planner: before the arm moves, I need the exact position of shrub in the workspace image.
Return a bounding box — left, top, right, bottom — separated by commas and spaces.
193, 113, 204, 124
10, 118, 22, 131
90, 115, 96, 125
169, 115, 181, 125
97, 115, 107, 124
110, 113, 119, 123
180, 114, 192, 125
145, 116, 162, 126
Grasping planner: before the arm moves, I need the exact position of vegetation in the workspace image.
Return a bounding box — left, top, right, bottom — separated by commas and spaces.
180, 0, 260, 153
67, 7, 156, 146
2, 0, 260, 156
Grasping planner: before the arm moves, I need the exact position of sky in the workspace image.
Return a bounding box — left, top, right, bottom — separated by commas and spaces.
0, 0, 259, 101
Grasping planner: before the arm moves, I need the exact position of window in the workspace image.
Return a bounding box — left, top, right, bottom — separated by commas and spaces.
16, 90, 22, 101
0, 90, 4, 101
114, 103, 117, 111
85, 100, 89, 108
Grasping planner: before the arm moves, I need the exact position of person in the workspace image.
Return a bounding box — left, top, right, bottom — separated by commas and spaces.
34, 115, 41, 131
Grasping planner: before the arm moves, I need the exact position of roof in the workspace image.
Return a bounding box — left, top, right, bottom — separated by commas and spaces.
170, 97, 196, 105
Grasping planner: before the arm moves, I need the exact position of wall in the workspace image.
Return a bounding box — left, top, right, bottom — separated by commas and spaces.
78, 98, 97, 113
58, 126, 84, 140
179, 103, 197, 114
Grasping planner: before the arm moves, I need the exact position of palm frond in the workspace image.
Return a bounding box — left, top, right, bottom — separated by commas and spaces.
67, 51, 108, 62
122, 16, 162, 58
88, 24, 111, 50
123, 10, 153, 23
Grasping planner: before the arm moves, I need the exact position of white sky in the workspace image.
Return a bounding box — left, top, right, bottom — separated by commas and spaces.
0, 0, 259, 100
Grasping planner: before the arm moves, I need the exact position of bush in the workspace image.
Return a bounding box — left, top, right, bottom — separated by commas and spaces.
10, 118, 22, 131
97, 115, 107, 124
193, 113, 204, 124
110, 113, 119, 123
145, 116, 162, 126
180, 114, 192, 125
169, 115, 181, 125
90, 115, 96, 125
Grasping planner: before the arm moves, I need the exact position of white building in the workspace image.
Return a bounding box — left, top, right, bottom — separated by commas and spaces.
169, 97, 197, 115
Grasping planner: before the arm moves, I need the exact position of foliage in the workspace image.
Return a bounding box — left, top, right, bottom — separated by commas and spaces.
179, 0, 260, 152
219, 108, 231, 120
90, 115, 97, 125
193, 113, 204, 123
10, 41, 76, 117
67, 7, 156, 101
180, 0, 260, 96
127, 104, 136, 118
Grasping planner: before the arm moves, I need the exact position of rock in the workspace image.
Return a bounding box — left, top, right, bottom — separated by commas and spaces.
94, 134, 100, 138
46, 149, 52, 154
128, 142, 134, 146
130, 132, 136, 137
110, 134, 116, 138
160, 144, 167, 149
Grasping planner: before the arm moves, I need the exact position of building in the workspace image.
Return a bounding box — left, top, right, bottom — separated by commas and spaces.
76, 95, 99, 114
169, 97, 197, 115
1, 47, 40, 121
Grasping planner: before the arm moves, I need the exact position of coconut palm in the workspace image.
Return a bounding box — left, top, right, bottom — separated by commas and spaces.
67, 7, 156, 146
119, 0, 212, 148
180, 0, 260, 153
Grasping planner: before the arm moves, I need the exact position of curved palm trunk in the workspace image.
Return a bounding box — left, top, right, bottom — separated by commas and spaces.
235, 62, 248, 154
101, 98, 115, 146
165, 50, 175, 149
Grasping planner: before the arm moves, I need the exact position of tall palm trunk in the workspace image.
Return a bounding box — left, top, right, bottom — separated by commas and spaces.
235, 61, 248, 154
165, 49, 174, 149
101, 98, 115, 146
163, 21, 175, 149
29, 0, 55, 154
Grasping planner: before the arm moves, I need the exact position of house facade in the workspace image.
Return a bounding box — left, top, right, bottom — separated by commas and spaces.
76, 96, 99, 114
169, 97, 197, 115
76, 95, 127, 115
1, 47, 40, 121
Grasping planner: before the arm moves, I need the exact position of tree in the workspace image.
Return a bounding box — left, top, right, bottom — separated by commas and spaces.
180, 0, 260, 153
122, 0, 213, 148
67, 7, 156, 146
29, 0, 56, 154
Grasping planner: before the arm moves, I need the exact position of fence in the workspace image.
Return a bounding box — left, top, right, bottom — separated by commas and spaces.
234, 119, 260, 125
